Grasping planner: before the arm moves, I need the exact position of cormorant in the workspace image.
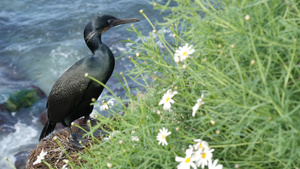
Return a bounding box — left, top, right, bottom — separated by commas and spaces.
39, 15, 139, 144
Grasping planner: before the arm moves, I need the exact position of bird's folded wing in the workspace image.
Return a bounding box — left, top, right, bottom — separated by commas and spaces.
47, 64, 90, 122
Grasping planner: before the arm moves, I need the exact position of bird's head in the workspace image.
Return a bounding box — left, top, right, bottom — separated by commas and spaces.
84, 15, 139, 42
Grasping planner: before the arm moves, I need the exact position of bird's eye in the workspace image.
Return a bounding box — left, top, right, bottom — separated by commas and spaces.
108, 19, 113, 24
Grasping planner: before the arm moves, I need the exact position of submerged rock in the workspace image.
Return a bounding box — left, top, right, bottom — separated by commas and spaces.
0, 112, 17, 133
0, 85, 47, 169
6, 87, 46, 112
0, 85, 47, 134
14, 151, 30, 169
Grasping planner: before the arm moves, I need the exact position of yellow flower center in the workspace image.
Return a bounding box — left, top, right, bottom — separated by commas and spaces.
166, 97, 170, 102
104, 102, 107, 105
185, 157, 191, 163
202, 153, 206, 159
199, 143, 203, 149
183, 51, 187, 56
161, 134, 166, 140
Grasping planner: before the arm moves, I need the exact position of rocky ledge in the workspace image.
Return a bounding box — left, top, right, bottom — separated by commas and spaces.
26, 118, 107, 169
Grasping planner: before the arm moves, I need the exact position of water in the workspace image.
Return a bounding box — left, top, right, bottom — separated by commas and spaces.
0, 0, 163, 168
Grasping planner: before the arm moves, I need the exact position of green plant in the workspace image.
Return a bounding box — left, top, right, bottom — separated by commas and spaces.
76, 0, 299, 168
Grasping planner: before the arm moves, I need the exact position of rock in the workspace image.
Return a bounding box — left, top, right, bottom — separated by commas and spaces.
0, 111, 17, 133
0, 103, 8, 112
6, 88, 42, 112
39, 111, 48, 125
14, 151, 30, 169
26, 118, 107, 169
39, 110, 64, 129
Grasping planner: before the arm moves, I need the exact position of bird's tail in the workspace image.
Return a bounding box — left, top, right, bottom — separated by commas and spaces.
39, 120, 56, 141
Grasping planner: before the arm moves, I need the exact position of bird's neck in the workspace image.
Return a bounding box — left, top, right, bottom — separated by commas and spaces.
85, 33, 114, 66
85, 34, 104, 54
94, 43, 113, 59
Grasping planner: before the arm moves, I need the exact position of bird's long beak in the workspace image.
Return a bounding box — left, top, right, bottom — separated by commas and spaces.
110, 18, 140, 27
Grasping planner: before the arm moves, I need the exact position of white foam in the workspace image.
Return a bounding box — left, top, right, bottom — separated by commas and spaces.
0, 121, 38, 168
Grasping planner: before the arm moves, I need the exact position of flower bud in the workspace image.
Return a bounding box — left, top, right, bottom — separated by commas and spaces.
245, 15, 250, 21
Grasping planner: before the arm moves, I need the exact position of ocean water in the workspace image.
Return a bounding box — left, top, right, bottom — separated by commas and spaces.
0, 0, 162, 168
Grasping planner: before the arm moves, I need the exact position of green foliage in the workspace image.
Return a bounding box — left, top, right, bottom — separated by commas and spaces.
6, 89, 41, 112
77, 0, 300, 168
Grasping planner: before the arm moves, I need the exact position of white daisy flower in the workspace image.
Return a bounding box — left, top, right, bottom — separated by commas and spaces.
194, 148, 214, 169
174, 43, 195, 63
61, 164, 68, 169
193, 139, 209, 151
63, 159, 69, 164
192, 94, 205, 116
107, 163, 113, 168
156, 127, 171, 146
33, 149, 47, 165
208, 159, 223, 169
175, 148, 197, 169
131, 136, 139, 142
100, 99, 115, 111
159, 89, 178, 111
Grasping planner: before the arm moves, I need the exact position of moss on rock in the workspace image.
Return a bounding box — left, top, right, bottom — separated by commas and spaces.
6, 89, 41, 112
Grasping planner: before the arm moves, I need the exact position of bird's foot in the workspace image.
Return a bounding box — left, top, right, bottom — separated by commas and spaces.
93, 129, 108, 137
70, 133, 88, 148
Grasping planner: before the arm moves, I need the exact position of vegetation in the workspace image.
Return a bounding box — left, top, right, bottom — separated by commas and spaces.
32, 0, 299, 168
